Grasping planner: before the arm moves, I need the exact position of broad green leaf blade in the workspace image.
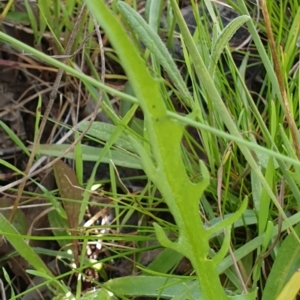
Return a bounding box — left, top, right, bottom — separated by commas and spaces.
254, 151, 279, 169
147, 0, 164, 31
103, 276, 200, 299
145, 248, 184, 274
209, 15, 250, 75
262, 223, 300, 300
275, 270, 300, 300
5, 11, 31, 24
35, 144, 142, 169
81, 288, 115, 299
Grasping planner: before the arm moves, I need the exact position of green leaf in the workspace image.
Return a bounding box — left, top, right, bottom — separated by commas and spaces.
0, 121, 30, 156
81, 288, 115, 300
5, 11, 31, 24
254, 151, 279, 169
147, 0, 164, 31
275, 270, 300, 300
145, 248, 184, 274
117, 1, 192, 106
47, 209, 69, 248
35, 182, 67, 220
0, 199, 28, 235
207, 197, 248, 236
218, 213, 300, 275
78, 121, 138, 153
171, 0, 298, 244
209, 15, 250, 75
103, 276, 200, 299
0, 213, 60, 290
262, 223, 300, 300
34, 144, 143, 169
85, 1, 230, 298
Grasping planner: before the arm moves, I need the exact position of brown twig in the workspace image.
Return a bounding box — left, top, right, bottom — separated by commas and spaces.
260, 0, 300, 159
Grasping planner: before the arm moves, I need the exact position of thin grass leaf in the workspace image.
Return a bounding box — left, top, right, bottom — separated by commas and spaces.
24, 0, 38, 43
37, 0, 51, 44
219, 213, 300, 275
2, 267, 15, 298
74, 131, 83, 185
168, 0, 298, 237
0, 121, 30, 156
35, 182, 67, 219
118, 1, 192, 106
0, 159, 24, 174
252, 220, 275, 285
34, 95, 42, 144
5, 11, 30, 24
0, 31, 139, 106
78, 103, 142, 223
258, 158, 274, 234
261, 221, 275, 253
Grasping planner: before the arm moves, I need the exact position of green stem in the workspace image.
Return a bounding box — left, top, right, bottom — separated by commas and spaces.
84, 1, 229, 299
